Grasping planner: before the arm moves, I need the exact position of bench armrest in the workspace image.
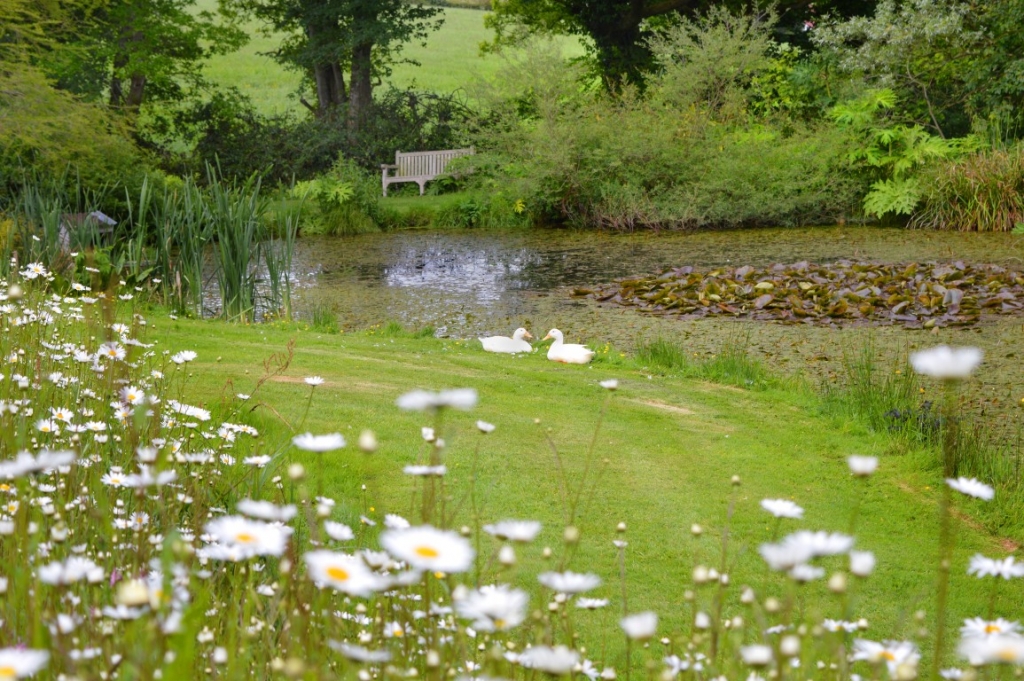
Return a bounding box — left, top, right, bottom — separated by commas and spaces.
381, 164, 398, 169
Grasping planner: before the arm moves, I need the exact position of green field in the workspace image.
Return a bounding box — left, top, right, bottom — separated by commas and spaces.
197, 1, 585, 115
148, 315, 1012, 655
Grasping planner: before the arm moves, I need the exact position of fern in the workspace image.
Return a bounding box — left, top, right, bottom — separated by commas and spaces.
863, 177, 923, 217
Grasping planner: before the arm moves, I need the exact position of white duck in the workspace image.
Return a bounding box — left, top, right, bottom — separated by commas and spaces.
542, 329, 595, 364
479, 328, 534, 354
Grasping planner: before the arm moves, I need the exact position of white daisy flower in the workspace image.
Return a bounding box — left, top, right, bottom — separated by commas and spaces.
910, 346, 982, 380
327, 641, 392, 663
620, 611, 658, 640
760, 499, 804, 519
959, 635, 1024, 665
740, 645, 774, 667
403, 465, 447, 477
304, 550, 386, 596
396, 388, 478, 411
304, 376, 325, 386
456, 584, 529, 631
237, 500, 298, 523
483, 520, 542, 542
519, 646, 579, 674
848, 455, 879, 476
577, 598, 610, 609
946, 477, 994, 501
538, 571, 602, 594
850, 550, 876, 577
0, 648, 49, 678
852, 640, 919, 678
292, 432, 346, 452
204, 516, 291, 559
961, 617, 1021, 638
37, 556, 104, 585
384, 514, 410, 529
967, 554, 1024, 579
380, 525, 474, 573
324, 521, 355, 541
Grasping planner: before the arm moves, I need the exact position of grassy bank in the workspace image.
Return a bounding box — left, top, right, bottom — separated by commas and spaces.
150, 314, 1011, 644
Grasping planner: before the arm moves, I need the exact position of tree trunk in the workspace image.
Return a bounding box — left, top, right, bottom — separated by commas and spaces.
127, 73, 146, 108
348, 42, 373, 133
109, 54, 127, 107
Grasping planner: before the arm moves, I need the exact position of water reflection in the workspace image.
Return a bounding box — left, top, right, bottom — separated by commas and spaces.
288, 226, 1023, 336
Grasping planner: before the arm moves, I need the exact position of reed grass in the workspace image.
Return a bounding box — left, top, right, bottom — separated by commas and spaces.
635, 336, 773, 389
911, 145, 1024, 231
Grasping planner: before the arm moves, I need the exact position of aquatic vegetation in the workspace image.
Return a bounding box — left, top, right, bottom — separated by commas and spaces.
578, 260, 1024, 328
0, 264, 1021, 679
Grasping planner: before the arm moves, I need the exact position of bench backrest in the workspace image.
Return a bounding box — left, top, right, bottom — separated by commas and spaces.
395, 148, 473, 178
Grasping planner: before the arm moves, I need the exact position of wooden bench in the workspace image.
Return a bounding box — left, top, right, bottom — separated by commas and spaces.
381, 147, 474, 197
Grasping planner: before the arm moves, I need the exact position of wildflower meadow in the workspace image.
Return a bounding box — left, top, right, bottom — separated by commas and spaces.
0, 262, 1022, 680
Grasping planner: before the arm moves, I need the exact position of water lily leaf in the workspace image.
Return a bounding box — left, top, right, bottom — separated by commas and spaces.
754, 294, 773, 309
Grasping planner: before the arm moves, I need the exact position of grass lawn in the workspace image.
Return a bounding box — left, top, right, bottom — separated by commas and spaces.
196, 1, 585, 115
149, 315, 1015, 664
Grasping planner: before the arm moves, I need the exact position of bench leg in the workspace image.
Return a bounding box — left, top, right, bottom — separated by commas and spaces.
417, 181, 426, 196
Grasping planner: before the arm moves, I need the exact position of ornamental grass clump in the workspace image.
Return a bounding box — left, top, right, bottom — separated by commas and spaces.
2, 262, 1023, 679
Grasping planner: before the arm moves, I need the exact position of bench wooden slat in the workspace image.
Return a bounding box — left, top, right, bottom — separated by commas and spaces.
381, 147, 474, 197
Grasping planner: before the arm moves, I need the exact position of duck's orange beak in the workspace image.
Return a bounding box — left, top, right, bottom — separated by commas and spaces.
524, 331, 534, 340
542, 333, 553, 341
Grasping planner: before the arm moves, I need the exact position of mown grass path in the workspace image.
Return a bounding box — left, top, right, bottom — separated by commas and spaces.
154, 318, 1015, 659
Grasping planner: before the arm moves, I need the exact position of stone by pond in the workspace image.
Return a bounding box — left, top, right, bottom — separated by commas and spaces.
574, 260, 1024, 328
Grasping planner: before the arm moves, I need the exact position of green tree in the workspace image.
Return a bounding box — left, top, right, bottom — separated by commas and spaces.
44, 0, 245, 110
483, 0, 877, 90
225, 0, 442, 132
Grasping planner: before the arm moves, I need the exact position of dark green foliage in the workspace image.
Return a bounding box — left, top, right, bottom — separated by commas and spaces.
151, 87, 471, 185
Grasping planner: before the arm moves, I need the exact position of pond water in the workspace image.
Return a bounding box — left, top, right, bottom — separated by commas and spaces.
289, 225, 1023, 338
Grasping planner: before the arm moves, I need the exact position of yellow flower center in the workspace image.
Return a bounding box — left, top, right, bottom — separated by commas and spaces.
997, 648, 1018, 662
986, 624, 1002, 634
495, 618, 507, 629
415, 545, 439, 558
326, 566, 350, 581
235, 533, 256, 543
881, 652, 896, 661
0, 665, 17, 677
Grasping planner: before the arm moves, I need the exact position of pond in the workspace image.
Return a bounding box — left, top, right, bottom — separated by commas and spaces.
290, 225, 1024, 338
287, 225, 1024, 448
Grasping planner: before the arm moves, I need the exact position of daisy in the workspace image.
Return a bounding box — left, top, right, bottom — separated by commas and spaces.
304, 376, 325, 386
99, 342, 126, 361
946, 477, 994, 501
166, 400, 211, 422
959, 635, 1024, 665
620, 612, 658, 640
783, 530, 854, 557
171, 350, 197, 364
760, 499, 804, 519
961, 617, 1021, 638
204, 516, 291, 559
0, 648, 49, 678
327, 642, 392, 663
848, 455, 879, 476
577, 598, 610, 609
304, 550, 386, 596
291, 432, 346, 452
380, 525, 474, 573
35, 419, 60, 435
789, 564, 825, 582
324, 521, 355, 541
967, 554, 1024, 579
740, 645, 774, 667
237, 500, 298, 522
519, 646, 579, 674
50, 407, 74, 422
850, 550, 876, 577
538, 571, 602, 594
120, 386, 145, 405
910, 346, 983, 380
384, 514, 410, 529
852, 640, 919, 678
476, 420, 496, 433
456, 584, 529, 631
483, 520, 542, 542
37, 556, 104, 585
759, 542, 814, 571
243, 456, 272, 467
395, 388, 478, 411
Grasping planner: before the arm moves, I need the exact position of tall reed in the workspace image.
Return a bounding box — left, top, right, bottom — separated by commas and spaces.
207, 166, 268, 322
